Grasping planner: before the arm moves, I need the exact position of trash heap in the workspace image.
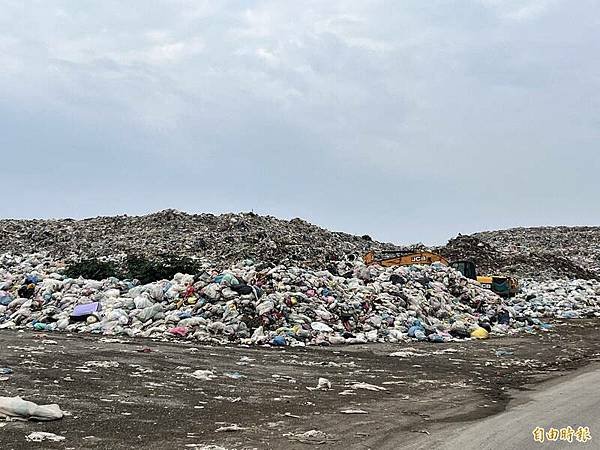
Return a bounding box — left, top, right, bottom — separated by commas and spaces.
475, 226, 600, 275
0, 210, 404, 269
439, 234, 598, 281
0, 253, 509, 346
506, 278, 600, 320
4, 209, 597, 281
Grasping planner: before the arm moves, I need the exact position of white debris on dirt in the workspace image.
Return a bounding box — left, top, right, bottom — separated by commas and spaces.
184, 445, 232, 450
26, 431, 66, 442
349, 382, 388, 392
307, 377, 332, 391
389, 349, 424, 358
214, 424, 248, 432
189, 370, 217, 381
285, 429, 338, 444
84, 361, 120, 369
0, 396, 64, 421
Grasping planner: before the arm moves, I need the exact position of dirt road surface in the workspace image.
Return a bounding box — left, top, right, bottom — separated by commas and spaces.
1, 320, 600, 449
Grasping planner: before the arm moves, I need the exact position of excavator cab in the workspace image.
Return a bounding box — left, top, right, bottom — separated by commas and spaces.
450, 260, 519, 297
450, 260, 477, 280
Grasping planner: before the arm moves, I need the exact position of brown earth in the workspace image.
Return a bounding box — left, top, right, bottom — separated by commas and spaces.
1, 321, 600, 449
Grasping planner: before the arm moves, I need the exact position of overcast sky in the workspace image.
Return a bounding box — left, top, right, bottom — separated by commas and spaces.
1, 0, 598, 245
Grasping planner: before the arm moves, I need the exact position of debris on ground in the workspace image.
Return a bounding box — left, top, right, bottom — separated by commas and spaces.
26, 431, 66, 442
285, 429, 338, 445
0, 396, 64, 421
214, 424, 248, 432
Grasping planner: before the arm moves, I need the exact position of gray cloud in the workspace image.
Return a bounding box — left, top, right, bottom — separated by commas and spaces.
1, 0, 598, 244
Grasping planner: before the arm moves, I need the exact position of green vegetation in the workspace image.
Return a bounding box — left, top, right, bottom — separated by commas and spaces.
63, 255, 200, 283
63, 259, 120, 281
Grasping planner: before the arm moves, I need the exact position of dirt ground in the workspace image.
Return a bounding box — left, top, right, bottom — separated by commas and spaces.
2, 320, 600, 450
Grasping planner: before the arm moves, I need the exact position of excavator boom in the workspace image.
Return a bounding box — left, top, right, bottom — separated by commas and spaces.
363, 250, 448, 267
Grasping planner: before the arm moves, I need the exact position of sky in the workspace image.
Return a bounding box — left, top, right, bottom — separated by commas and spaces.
1, 0, 598, 245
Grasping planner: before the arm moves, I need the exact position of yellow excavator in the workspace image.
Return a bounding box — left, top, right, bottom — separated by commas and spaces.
363, 250, 448, 267
363, 250, 519, 297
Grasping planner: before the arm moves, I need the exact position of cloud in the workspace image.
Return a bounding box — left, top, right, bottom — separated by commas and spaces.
478, 0, 560, 20
0, 0, 598, 243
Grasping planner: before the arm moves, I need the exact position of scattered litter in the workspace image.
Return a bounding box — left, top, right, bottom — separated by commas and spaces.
0, 397, 64, 421
389, 350, 424, 358
339, 390, 356, 396
215, 424, 248, 432
495, 348, 514, 356
189, 370, 217, 381
213, 396, 241, 403
184, 446, 230, 450
223, 371, 245, 380
308, 377, 332, 391
286, 429, 338, 445
350, 382, 387, 392
84, 361, 119, 369
99, 338, 129, 344
26, 432, 66, 442
340, 409, 368, 414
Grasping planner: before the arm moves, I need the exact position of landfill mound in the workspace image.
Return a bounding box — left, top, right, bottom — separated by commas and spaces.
475, 226, 600, 275
511, 278, 600, 319
4, 211, 597, 281
1, 253, 508, 345
0, 210, 403, 269
2, 252, 598, 347
439, 233, 599, 281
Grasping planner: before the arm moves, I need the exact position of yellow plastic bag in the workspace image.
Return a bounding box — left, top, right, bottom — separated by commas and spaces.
470, 327, 489, 339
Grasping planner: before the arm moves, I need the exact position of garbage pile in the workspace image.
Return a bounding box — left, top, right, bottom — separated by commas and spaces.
439, 234, 598, 281
476, 226, 600, 275
0, 253, 513, 346
0, 210, 403, 269
474, 227, 600, 272
507, 278, 600, 320
4, 210, 599, 281
438, 235, 501, 275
